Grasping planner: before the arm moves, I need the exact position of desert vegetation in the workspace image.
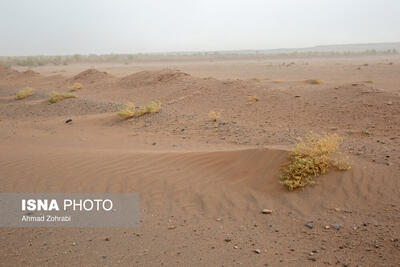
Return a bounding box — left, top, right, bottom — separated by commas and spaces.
208, 111, 220, 121
69, 82, 83, 91
16, 87, 34, 99
362, 129, 371, 135
1, 49, 398, 67
305, 79, 322, 85
247, 96, 259, 104
117, 101, 161, 119
117, 102, 136, 119
49, 92, 77, 103
280, 133, 350, 190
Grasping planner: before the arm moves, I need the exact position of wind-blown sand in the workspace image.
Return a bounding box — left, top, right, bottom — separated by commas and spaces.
1, 57, 400, 266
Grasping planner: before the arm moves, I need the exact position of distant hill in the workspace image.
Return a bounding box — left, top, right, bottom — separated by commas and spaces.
216, 42, 400, 55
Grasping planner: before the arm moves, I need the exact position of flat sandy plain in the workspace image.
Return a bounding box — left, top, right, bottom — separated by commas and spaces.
1, 55, 400, 266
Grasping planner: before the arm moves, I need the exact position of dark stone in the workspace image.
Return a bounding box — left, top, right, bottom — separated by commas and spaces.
305, 222, 313, 229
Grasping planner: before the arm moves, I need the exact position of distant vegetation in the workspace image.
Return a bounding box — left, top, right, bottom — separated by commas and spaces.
305, 79, 322, 85
69, 82, 83, 91
1, 48, 398, 67
362, 129, 371, 135
280, 133, 350, 191
208, 111, 220, 121
247, 96, 259, 104
49, 92, 76, 103
16, 87, 34, 99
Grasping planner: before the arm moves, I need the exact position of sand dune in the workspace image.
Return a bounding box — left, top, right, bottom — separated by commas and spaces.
68, 68, 115, 84
1, 140, 398, 218
119, 69, 190, 87
0, 65, 41, 82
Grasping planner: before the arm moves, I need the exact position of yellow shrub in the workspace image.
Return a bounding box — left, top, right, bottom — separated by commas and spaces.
69, 82, 83, 91
49, 92, 76, 103
247, 96, 259, 104
280, 133, 350, 190
117, 101, 161, 119
117, 102, 135, 119
135, 101, 162, 117
135, 106, 147, 117
305, 79, 322, 85
208, 111, 220, 121
144, 101, 162, 114
16, 87, 34, 99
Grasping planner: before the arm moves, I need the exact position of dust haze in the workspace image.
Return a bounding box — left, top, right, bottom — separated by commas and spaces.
1, 0, 400, 56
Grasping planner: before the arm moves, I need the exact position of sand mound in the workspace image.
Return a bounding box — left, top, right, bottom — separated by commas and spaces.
0, 65, 40, 81
119, 68, 190, 87
20, 69, 41, 78
69, 68, 114, 83
0, 65, 17, 77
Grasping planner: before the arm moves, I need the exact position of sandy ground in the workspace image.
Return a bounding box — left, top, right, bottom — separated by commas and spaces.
1, 56, 400, 266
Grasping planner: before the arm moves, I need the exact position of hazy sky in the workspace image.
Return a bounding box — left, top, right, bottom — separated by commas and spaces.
1, 0, 399, 56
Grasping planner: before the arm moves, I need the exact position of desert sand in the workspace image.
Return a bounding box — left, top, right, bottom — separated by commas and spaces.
1, 55, 400, 266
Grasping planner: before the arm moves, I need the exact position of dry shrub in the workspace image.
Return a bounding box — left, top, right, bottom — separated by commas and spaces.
248, 96, 259, 104
144, 101, 162, 114
118, 101, 161, 119
280, 133, 350, 190
208, 111, 220, 121
135, 106, 147, 117
117, 102, 135, 119
69, 82, 83, 91
362, 129, 371, 135
136, 101, 161, 117
16, 87, 34, 99
305, 79, 322, 85
49, 91, 76, 103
